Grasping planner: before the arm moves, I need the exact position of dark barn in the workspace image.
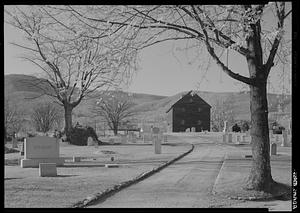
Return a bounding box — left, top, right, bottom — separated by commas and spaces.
166, 91, 211, 132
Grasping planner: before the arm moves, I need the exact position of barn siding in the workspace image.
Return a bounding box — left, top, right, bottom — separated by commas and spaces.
167, 92, 211, 132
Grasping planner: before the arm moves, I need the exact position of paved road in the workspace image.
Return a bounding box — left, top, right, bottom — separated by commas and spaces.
87, 143, 227, 208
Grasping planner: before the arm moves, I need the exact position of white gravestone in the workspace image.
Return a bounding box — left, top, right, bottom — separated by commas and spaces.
21, 136, 64, 168
236, 135, 241, 144
191, 127, 196, 132
281, 130, 288, 147
223, 121, 228, 133
87, 137, 94, 146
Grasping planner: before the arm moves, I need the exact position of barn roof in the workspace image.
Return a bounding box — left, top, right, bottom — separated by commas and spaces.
165, 90, 211, 113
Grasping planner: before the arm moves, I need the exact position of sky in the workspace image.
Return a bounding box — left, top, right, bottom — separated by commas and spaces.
4, 5, 292, 97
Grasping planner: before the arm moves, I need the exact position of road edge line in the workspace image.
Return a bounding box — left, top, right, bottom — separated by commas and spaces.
71, 143, 194, 208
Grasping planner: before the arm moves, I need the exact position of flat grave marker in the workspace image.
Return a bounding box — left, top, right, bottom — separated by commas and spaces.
39, 163, 57, 177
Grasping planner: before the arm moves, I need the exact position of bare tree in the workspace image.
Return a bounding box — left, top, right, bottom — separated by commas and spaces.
4, 95, 25, 137
31, 102, 62, 133
94, 91, 136, 135
5, 5, 138, 141
67, 4, 291, 192
211, 97, 235, 131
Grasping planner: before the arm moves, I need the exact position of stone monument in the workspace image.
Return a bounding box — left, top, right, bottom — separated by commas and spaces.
21, 136, 64, 168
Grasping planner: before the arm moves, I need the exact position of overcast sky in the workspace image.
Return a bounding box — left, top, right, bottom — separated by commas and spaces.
4, 5, 292, 96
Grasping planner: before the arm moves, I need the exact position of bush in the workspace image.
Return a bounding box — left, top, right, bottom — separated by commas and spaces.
69, 126, 100, 146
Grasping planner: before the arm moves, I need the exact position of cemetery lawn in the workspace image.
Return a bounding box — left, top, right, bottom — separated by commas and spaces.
4, 141, 190, 208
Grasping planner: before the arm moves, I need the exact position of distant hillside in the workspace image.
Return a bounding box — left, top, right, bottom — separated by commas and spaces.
4, 74, 291, 130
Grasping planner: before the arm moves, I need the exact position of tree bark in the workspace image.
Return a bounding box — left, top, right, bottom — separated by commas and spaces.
246, 81, 274, 191
64, 103, 74, 141
113, 123, 118, 136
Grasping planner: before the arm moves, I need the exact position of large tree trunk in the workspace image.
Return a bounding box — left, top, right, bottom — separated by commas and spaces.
64, 103, 74, 141
246, 82, 274, 191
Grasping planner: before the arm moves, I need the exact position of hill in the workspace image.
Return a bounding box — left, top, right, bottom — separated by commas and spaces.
4, 74, 291, 131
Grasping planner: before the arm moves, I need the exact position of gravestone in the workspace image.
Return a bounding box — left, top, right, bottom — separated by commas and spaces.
281, 130, 288, 147
191, 127, 196, 132
21, 136, 64, 168
39, 163, 57, 177
185, 128, 190, 132
242, 135, 247, 143
87, 137, 94, 146
12, 137, 18, 148
228, 133, 232, 143
223, 121, 228, 133
154, 136, 161, 154
236, 135, 241, 144
152, 127, 161, 154
73, 156, 81, 162
222, 134, 227, 143
105, 164, 119, 168
270, 143, 277, 155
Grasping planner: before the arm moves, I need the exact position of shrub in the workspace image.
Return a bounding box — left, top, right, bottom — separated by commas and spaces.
69, 126, 100, 146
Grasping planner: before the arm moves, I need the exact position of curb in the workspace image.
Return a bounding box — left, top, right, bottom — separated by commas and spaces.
70, 144, 194, 208
211, 154, 226, 196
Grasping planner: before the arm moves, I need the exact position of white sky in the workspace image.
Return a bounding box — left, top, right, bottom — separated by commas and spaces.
4, 5, 292, 96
